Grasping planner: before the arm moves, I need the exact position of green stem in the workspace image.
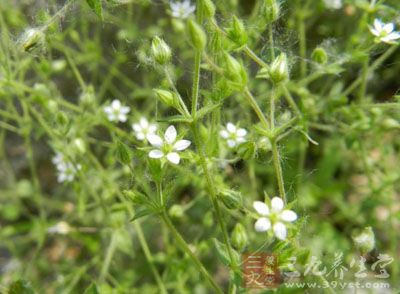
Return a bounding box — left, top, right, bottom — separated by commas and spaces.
243, 46, 269, 68
160, 211, 223, 293
191, 50, 202, 116
270, 89, 287, 203
358, 57, 370, 103
243, 87, 270, 130
99, 230, 118, 282
298, 13, 307, 78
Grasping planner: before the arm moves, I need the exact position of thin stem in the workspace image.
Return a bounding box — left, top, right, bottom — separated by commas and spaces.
160, 211, 223, 293
358, 57, 370, 103
99, 230, 118, 282
281, 85, 302, 117
269, 88, 287, 203
243, 87, 270, 130
298, 13, 307, 78
269, 25, 275, 60
243, 46, 269, 68
191, 50, 202, 116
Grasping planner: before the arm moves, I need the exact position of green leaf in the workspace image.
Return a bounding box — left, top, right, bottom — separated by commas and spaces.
195, 102, 221, 120
114, 140, 132, 165
8, 280, 35, 294
86, 0, 103, 20
130, 208, 154, 222
156, 115, 193, 124
83, 283, 99, 294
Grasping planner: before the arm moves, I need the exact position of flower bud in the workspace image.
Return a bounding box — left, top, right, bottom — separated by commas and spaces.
269, 53, 289, 84
151, 36, 172, 65
73, 138, 86, 154
219, 189, 242, 210
231, 223, 248, 252
227, 16, 248, 47
79, 86, 96, 106
311, 47, 328, 64
153, 89, 178, 107
188, 19, 207, 50
169, 204, 184, 219
20, 28, 46, 53
202, 0, 216, 19
263, 0, 280, 23
353, 227, 375, 254
224, 53, 247, 90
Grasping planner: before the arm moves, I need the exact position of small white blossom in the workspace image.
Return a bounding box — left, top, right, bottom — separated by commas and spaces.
48, 221, 72, 235
147, 125, 191, 164
323, 0, 342, 10
132, 117, 157, 141
220, 122, 247, 148
170, 0, 196, 19
253, 197, 297, 240
369, 19, 400, 44
103, 99, 131, 122
52, 152, 81, 183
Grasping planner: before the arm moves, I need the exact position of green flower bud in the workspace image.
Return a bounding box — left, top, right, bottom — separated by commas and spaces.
227, 16, 248, 47
263, 0, 280, 23
79, 86, 96, 106
188, 19, 207, 50
153, 89, 178, 107
219, 189, 242, 210
311, 47, 328, 64
202, 0, 216, 19
353, 227, 375, 255
269, 53, 289, 84
231, 223, 248, 252
73, 138, 86, 154
224, 53, 247, 90
20, 28, 46, 53
151, 36, 172, 65
169, 204, 184, 219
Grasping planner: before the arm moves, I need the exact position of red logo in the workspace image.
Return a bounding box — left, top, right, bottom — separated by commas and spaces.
242, 253, 279, 288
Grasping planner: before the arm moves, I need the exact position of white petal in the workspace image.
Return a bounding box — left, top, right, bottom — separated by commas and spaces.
273, 222, 287, 240
164, 125, 177, 144
149, 149, 164, 159
226, 122, 236, 133
107, 113, 117, 121
236, 137, 246, 143
374, 19, 383, 31
132, 123, 141, 132
281, 210, 297, 222
271, 197, 284, 211
383, 32, 400, 41
236, 128, 247, 137
227, 140, 236, 148
148, 125, 157, 134
104, 106, 112, 114
370, 28, 379, 37
383, 23, 394, 34
220, 130, 229, 139
253, 201, 270, 216
147, 134, 163, 147
121, 106, 131, 114
136, 132, 145, 140
118, 114, 127, 122
111, 99, 121, 109
254, 217, 271, 232
166, 152, 180, 164
140, 117, 149, 128
173, 140, 191, 151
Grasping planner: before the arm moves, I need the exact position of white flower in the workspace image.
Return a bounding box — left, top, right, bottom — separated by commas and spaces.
253, 197, 297, 240
323, 0, 342, 10
48, 221, 72, 235
147, 125, 191, 164
220, 122, 247, 148
103, 99, 131, 122
52, 153, 81, 183
369, 19, 400, 44
170, 0, 196, 19
132, 117, 157, 141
